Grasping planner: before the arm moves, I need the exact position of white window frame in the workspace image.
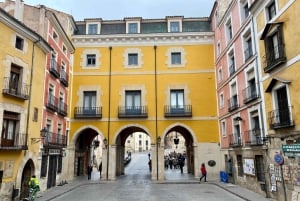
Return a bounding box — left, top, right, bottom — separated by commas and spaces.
218, 67, 223, 82
227, 47, 235, 76
242, 27, 253, 62
239, 0, 250, 22
166, 47, 186, 67
225, 16, 233, 43
86, 23, 100, 35
265, 0, 277, 22
221, 120, 226, 137
81, 49, 101, 69
127, 22, 140, 34
123, 48, 143, 68
219, 92, 224, 108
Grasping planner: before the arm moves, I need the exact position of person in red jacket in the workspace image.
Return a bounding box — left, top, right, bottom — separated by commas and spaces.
200, 163, 207, 182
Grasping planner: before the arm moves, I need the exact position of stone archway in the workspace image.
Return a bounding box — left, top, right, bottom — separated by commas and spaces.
19, 159, 34, 200
162, 124, 196, 179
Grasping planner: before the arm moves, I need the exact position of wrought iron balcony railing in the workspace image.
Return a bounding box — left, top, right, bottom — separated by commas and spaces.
268, 106, 294, 129
0, 132, 28, 150
229, 63, 236, 76
49, 59, 60, 78
2, 77, 29, 100
242, 84, 259, 104
244, 129, 265, 146
60, 69, 69, 87
263, 44, 286, 73
43, 132, 67, 147
74, 107, 102, 118
58, 101, 67, 116
46, 94, 58, 112
228, 95, 239, 112
164, 105, 192, 117
228, 133, 242, 147
118, 106, 148, 118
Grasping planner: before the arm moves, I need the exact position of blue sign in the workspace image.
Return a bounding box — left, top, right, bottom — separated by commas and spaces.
274, 153, 284, 165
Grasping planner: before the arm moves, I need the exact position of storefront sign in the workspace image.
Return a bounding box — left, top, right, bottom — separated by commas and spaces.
49, 149, 61, 155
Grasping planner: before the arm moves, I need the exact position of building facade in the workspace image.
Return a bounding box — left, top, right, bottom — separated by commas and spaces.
69, 16, 219, 181
0, 7, 51, 201
0, 0, 76, 192
252, 0, 300, 200
212, 0, 268, 196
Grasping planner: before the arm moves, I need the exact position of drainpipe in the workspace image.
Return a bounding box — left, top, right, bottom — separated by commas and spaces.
106, 46, 112, 180
26, 39, 41, 147
154, 45, 158, 180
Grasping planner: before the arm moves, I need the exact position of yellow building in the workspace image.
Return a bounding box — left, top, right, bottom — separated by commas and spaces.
68, 16, 219, 180
252, 0, 300, 200
0, 8, 51, 200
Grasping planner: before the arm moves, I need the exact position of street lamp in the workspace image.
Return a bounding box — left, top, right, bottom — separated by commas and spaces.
31, 127, 48, 144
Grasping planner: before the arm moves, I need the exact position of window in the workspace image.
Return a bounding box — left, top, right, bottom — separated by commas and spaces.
86, 54, 96, 66
266, 1, 276, 21
83, 91, 96, 114
250, 111, 261, 138
125, 90, 141, 114
229, 82, 238, 111
219, 93, 224, 108
170, 89, 184, 112
233, 122, 241, 145
1, 111, 19, 147
9, 64, 21, 95
128, 53, 138, 66
88, 24, 98, 34
221, 121, 226, 137
240, 0, 249, 21
59, 92, 65, 113
262, 24, 286, 72
53, 31, 58, 42
245, 69, 257, 102
171, 52, 181, 65
243, 31, 253, 61
128, 23, 138, 33
228, 50, 235, 76
15, 36, 24, 50
218, 68, 223, 82
225, 18, 233, 42
33, 107, 38, 122
217, 42, 221, 56
62, 45, 67, 55
170, 21, 180, 32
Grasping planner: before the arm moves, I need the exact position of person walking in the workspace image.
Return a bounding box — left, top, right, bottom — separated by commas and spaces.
199, 163, 207, 182
28, 175, 40, 200
87, 163, 93, 180
98, 161, 102, 178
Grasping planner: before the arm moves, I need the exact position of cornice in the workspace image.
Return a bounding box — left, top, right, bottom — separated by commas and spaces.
72, 32, 214, 47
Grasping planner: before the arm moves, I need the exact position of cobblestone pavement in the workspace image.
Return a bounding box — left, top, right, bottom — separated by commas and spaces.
35, 152, 275, 201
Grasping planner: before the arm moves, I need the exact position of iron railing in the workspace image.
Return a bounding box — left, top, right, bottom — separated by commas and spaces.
164, 105, 192, 117
2, 77, 29, 100
242, 84, 259, 104
244, 129, 265, 146
58, 101, 67, 116
74, 107, 102, 118
228, 133, 242, 147
228, 95, 239, 112
43, 132, 67, 147
47, 94, 58, 112
263, 44, 286, 73
60, 69, 69, 87
49, 59, 60, 78
118, 106, 148, 118
268, 106, 294, 129
0, 132, 28, 150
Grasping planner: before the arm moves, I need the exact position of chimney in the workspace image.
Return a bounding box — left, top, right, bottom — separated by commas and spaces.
14, 0, 24, 22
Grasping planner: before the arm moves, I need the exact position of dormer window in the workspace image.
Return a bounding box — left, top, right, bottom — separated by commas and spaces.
88, 24, 98, 34
128, 23, 138, 33
170, 21, 180, 32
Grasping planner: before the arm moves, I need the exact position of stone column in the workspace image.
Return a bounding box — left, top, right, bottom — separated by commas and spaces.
108, 145, 116, 180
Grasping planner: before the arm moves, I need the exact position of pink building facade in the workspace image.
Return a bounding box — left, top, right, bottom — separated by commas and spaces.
212, 0, 268, 196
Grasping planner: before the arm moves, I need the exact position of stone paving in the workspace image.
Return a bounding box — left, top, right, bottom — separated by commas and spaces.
34, 153, 276, 201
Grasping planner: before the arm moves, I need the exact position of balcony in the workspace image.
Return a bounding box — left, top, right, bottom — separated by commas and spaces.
242, 84, 259, 104
2, 77, 29, 100
263, 44, 286, 73
43, 132, 67, 147
60, 69, 69, 87
228, 95, 239, 112
0, 133, 28, 150
49, 59, 60, 78
46, 94, 58, 112
229, 133, 242, 147
74, 107, 102, 118
268, 106, 294, 129
164, 105, 192, 117
244, 129, 265, 146
58, 101, 67, 116
118, 106, 148, 118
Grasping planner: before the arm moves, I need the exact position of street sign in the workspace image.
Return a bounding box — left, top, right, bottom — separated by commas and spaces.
282, 144, 300, 153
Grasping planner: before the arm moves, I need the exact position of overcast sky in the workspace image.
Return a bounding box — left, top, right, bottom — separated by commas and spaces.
20, 0, 215, 21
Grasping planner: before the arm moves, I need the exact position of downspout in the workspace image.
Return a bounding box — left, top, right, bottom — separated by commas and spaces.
251, 13, 270, 198
107, 46, 112, 180
26, 38, 41, 148
154, 45, 158, 180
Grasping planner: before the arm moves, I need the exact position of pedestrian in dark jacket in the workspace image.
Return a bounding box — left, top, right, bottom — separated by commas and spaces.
200, 163, 207, 182
87, 164, 93, 180
99, 161, 102, 178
